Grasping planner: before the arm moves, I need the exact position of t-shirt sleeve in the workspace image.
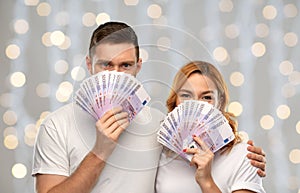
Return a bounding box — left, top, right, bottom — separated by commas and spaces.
230, 154, 266, 193
32, 118, 69, 177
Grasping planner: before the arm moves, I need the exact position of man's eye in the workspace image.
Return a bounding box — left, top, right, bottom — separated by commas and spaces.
122, 63, 132, 68
101, 62, 109, 67
180, 93, 192, 98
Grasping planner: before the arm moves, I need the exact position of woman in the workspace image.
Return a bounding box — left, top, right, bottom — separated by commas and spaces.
156, 61, 265, 193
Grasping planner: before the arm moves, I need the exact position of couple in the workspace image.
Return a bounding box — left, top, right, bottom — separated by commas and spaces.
32, 21, 266, 193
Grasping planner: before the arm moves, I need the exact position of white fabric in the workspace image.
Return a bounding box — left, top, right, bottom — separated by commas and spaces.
156, 142, 266, 193
32, 103, 164, 193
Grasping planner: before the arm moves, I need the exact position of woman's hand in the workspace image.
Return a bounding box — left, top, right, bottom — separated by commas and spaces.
92, 106, 129, 161
247, 140, 266, 177
184, 135, 221, 193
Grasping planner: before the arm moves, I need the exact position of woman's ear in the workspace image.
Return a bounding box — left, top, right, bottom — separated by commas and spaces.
216, 96, 224, 109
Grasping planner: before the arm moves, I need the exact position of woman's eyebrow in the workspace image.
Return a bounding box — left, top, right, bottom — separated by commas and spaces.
201, 90, 215, 95
178, 89, 193, 94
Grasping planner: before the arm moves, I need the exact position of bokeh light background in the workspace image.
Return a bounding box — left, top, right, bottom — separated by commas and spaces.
1, 0, 300, 193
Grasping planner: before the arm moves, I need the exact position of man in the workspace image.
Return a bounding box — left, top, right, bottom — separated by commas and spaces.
32, 21, 266, 193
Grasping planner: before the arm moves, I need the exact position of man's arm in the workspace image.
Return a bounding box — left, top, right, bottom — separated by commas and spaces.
36, 152, 104, 193
246, 140, 266, 177
35, 107, 129, 193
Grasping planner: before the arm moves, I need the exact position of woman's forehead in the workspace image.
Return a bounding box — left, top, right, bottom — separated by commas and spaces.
181, 73, 217, 91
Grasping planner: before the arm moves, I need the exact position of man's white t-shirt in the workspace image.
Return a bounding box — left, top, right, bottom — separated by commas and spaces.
156, 142, 266, 193
32, 103, 164, 193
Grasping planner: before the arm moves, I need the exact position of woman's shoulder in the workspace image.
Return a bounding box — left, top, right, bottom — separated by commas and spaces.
215, 141, 249, 163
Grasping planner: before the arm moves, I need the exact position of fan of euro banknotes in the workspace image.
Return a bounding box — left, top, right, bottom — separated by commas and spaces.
157, 100, 235, 161
74, 70, 151, 121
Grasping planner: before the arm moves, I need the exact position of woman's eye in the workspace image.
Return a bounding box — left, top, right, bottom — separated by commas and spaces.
202, 95, 213, 100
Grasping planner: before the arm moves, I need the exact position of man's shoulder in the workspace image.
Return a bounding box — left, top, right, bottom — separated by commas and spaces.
44, 103, 74, 119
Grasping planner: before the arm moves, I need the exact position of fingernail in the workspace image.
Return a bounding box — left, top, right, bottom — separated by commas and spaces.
192, 134, 196, 138
183, 149, 187, 152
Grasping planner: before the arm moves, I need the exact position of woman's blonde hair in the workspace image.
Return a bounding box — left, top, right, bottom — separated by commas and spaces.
166, 61, 241, 153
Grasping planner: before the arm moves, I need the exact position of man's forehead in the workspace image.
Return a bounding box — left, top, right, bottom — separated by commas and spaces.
94, 43, 136, 60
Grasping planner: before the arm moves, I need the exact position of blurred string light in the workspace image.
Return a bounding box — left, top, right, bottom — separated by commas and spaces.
140, 48, 149, 62
124, 0, 139, 6
24, 0, 39, 6
24, 124, 38, 146
218, 0, 233, 13
96, 12, 110, 25
283, 32, 298, 47
263, 5, 277, 20
54, 60, 69, 74
12, 163, 27, 179
255, 23, 269, 38
56, 81, 73, 103
5, 44, 21, 60
71, 66, 86, 81
230, 71, 244, 87
289, 149, 300, 164
296, 121, 300, 135
36, 2, 51, 16
4, 135, 19, 150
260, 115, 274, 130
10, 71, 26, 88
225, 24, 240, 39
3, 110, 18, 126
50, 30, 65, 46
228, 101, 243, 116
213, 46, 229, 64
147, 4, 162, 19
41, 32, 52, 47
157, 36, 171, 51
279, 60, 294, 76
14, 19, 29, 34
58, 36, 71, 50
276, 105, 291, 120
41, 30, 71, 49
36, 83, 51, 98
82, 12, 96, 27
251, 42, 266, 57
238, 131, 249, 141
3, 127, 18, 150
284, 3, 298, 18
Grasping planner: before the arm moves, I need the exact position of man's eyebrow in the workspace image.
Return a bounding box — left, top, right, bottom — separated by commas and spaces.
120, 61, 136, 64
94, 59, 110, 64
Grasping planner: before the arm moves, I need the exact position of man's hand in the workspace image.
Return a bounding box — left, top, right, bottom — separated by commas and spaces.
247, 140, 266, 177
92, 106, 129, 161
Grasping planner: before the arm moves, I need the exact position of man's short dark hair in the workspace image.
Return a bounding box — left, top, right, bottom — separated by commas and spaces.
89, 21, 139, 61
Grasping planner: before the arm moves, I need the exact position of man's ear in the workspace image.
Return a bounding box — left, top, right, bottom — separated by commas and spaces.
136, 58, 142, 74
86, 55, 93, 74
